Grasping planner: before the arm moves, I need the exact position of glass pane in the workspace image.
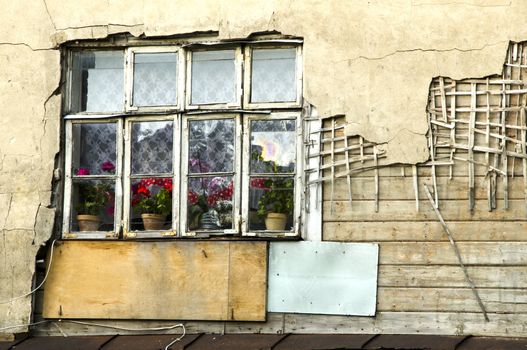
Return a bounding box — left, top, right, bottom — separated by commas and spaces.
72, 123, 117, 176
133, 52, 178, 106
191, 50, 236, 104
130, 177, 173, 231
131, 121, 173, 175
188, 119, 235, 173
71, 179, 115, 232
70, 51, 124, 113
250, 119, 296, 174
251, 48, 296, 103
187, 176, 234, 231
248, 177, 294, 231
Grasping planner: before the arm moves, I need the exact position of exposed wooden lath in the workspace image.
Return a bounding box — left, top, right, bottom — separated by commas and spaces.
427, 41, 527, 212
307, 41, 527, 215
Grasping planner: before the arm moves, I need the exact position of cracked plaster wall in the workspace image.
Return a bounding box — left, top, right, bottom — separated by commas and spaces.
1, 0, 527, 336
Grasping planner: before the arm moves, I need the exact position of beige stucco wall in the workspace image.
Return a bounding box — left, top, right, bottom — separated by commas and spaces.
2, 0, 527, 337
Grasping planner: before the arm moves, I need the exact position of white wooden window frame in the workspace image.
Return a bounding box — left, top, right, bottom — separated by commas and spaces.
241, 112, 303, 238
64, 49, 127, 115
243, 45, 303, 110
185, 47, 243, 110
124, 46, 185, 113
180, 113, 242, 237
122, 114, 180, 239
62, 42, 310, 240
62, 118, 124, 239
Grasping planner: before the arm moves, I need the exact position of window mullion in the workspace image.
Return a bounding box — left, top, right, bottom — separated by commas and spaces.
241, 116, 251, 235
172, 114, 181, 236
180, 116, 191, 236
293, 114, 303, 237
234, 115, 242, 234
124, 48, 134, 112
122, 118, 132, 238
62, 121, 73, 238
112, 118, 124, 239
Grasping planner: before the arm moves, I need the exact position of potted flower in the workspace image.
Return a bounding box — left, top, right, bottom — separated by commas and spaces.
188, 177, 233, 230
132, 178, 173, 230
252, 178, 294, 231
75, 165, 113, 231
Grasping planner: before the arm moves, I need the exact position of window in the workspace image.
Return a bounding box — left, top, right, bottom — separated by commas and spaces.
62, 40, 303, 239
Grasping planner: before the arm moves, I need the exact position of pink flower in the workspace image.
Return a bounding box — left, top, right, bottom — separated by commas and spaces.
101, 161, 115, 173
76, 168, 90, 176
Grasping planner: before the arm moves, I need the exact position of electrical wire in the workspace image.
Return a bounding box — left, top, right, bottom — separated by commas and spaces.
164, 325, 186, 350
0, 239, 57, 305
60, 320, 185, 332
0, 319, 186, 340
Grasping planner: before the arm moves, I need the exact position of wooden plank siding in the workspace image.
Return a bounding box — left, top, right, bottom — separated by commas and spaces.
324, 199, 527, 221
320, 152, 527, 337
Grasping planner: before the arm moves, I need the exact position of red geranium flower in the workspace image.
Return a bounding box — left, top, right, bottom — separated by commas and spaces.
137, 186, 150, 197
164, 182, 173, 191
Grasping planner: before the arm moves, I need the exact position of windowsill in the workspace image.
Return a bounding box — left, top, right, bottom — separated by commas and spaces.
60, 233, 302, 242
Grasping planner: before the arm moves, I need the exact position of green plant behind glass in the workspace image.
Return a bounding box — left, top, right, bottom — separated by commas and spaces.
256, 178, 294, 217
76, 182, 111, 216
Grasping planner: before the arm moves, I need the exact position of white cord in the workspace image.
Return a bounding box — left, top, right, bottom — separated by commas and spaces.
60, 320, 185, 332
0, 239, 57, 305
164, 325, 186, 350
0, 319, 186, 337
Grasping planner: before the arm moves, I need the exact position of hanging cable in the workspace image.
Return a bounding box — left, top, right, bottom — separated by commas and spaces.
0, 239, 57, 305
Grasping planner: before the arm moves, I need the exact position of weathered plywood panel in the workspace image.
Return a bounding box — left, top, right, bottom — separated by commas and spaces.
324, 221, 527, 242
377, 287, 527, 313
228, 242, 267, 321
42, 241, 267, 321
378, 242, 527, 265
379, 265, 527, 288
324, 199, 527, 221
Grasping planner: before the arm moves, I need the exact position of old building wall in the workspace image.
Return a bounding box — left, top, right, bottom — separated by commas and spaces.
2, 0, 527, 338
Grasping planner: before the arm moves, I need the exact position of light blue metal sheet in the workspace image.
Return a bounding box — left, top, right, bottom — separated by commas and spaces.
268, 241, 379, 316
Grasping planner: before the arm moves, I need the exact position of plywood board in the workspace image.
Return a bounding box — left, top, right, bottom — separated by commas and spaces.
268, 241, 378, 316
42, 241, 267, 321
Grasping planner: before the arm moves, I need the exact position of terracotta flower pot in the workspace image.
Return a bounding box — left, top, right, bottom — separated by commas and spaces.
265, 212, 288, 231
141, 213, 165, 230
77, 214, 101, 231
